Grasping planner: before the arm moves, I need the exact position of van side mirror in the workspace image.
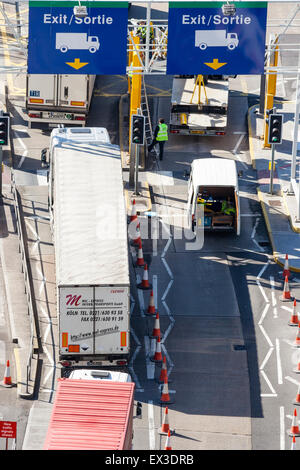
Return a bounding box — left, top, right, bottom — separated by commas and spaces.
136, 402, 142, 419
184, 169, 190, 178
41, 148, 49, 167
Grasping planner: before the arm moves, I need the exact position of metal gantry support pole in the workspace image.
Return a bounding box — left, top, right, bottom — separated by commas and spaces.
269, 144, 276, 195
145, 2, 151, 73
289, 67, 300, 199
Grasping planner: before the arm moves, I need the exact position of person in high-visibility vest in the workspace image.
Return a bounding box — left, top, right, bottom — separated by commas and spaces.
148, 118, 168, 160
221, 199, 236, 215
137, 21, 154, 43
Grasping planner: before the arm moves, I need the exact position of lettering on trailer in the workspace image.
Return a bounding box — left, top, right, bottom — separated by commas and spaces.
60, 286, 129, 354
28, 1, 128, 74
167, 1, 267, 75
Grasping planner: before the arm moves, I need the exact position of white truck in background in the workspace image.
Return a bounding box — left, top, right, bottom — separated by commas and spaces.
170, 75, 230, 136
25, 74, 96, 128
187, 158, 240, 235
47, 127, 130, 370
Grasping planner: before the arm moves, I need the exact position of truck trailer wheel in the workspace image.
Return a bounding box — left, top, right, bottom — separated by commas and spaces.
199, 43, 207, 50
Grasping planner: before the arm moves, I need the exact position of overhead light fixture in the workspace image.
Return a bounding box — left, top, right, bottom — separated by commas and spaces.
73, 2, 88, 17
222, 2, 236, 16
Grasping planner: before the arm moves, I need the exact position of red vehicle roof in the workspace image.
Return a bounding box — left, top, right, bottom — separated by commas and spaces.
43, 379, 135, 450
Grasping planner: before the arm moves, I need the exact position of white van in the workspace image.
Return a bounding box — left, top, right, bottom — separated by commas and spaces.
68, 369, 132, 382
187, 158, 240, 235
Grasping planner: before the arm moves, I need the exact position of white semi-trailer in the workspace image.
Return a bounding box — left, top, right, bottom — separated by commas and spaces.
48, 127, 130, 369
170, 75, 230, 136
26, 74, 96, 128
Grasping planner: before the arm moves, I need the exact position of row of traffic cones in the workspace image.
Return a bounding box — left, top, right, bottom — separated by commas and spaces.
131, 200, 153, 290
131, 200, 174, 449
286, 253, 300, 448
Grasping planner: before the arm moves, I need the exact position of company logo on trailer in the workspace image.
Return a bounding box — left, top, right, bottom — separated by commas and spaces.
66, 294, 82, 306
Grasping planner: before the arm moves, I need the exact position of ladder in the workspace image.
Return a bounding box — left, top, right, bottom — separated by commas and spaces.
140, 75, 157, 154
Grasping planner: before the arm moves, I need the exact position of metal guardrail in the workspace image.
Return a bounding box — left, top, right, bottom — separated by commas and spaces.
10, 170, 41, 396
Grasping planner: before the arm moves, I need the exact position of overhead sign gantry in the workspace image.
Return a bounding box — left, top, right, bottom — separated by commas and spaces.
166, 1, 268, 75
27, 1, 129, 74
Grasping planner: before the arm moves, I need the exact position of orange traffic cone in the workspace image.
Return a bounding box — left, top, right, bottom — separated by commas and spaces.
289, 300, 299, 326
164, 430, 172, 450
150, 312, 161, 339
283, 254, 291, 279
146, 289, 156, 316
137, 263, 152, 290
136, 239, 145, 267
288, 408, 300, 436
291, 435, 297, 450
158, 407, 174, 435
130, 199, 137, 222
294, 323, 300, 348
157, 356, 169, 384
132, 222, 141, 246
159, 376, 173, 404
281, 275, 292, 301
3, 360, 12, 387
294, 357, 300, 374
150, 336, 163, 363
294, 384, 300, 406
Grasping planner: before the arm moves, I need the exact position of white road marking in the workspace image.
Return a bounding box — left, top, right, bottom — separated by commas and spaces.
144, 336, 155, 380
270, 276, 278, 318
261, 369, 277, 394
285, 376, 300, 387
280, 406, 285, 450
136, 274, 145, 317
162, 237, 172, 258
276, 338, 283, 385
161, 257, 173, 279
259, 324, 273, 348
161, 279, 173, 302
13, 129, 28, 169
148, 401, 156, 450
260, 347, 273, 370
258, 303, 270, 325
232, 133, 248, 169
251, 217, 264, 253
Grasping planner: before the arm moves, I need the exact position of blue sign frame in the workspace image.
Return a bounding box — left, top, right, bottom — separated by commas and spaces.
167, 1, 267, 75
28, 1, 128, 74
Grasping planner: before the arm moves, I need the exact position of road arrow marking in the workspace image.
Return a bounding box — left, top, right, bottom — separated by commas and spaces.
204, 58, 227, 70
66, 58, 88, 70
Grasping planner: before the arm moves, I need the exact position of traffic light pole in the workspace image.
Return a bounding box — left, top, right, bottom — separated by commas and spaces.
269, 143, 275, 195
134, 144, 140, 196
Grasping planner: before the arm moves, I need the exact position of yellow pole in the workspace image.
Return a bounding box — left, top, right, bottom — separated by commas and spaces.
129, 36, 142, 151
263, 36, 279, 148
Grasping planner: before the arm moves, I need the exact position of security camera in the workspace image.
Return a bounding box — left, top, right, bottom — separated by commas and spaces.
73, 5, 88, 17
222, 2, 236, 16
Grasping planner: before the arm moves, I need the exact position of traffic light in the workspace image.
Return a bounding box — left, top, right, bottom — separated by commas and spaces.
0, 114, 10, 146
131, 114, 145, 146
268, 113, 283, 145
